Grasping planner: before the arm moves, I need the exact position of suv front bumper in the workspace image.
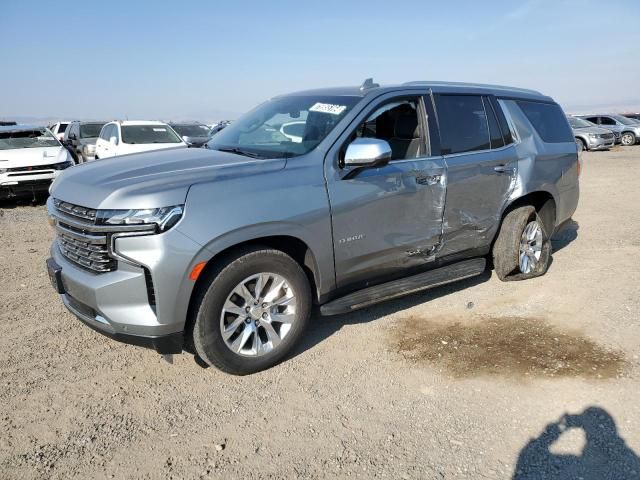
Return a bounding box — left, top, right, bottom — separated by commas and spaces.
46, 198, 205, 354
587, 136, 615, 150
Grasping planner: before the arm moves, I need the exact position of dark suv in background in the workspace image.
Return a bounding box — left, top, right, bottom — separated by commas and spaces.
63, 121, 107, 163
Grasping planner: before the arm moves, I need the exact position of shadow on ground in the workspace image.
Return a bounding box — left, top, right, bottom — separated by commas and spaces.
291, 270, 492, 359
514, 406, 640, 479
551, 219, 579, 253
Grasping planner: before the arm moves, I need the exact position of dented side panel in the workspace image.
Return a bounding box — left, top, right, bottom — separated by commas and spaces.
329, 156, 447, 288
439, 99, 579, 257
439, 145, 518, 256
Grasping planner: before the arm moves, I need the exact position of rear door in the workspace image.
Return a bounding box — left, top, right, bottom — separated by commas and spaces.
325, 92, 447, 289
434, 93, 518, 257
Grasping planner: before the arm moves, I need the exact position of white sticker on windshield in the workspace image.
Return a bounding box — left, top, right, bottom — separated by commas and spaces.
309, 102, 347, 115
153, 128, 167, 132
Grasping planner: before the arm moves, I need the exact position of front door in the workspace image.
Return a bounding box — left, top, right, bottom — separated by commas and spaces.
325, 93, 446, 289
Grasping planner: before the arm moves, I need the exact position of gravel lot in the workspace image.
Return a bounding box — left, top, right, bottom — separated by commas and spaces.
1, 147, 639, 479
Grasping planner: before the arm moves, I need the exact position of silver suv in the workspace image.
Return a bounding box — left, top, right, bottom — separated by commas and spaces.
47, 80, 580, 374
577, 114, 640, 146
567, 116, 615, 151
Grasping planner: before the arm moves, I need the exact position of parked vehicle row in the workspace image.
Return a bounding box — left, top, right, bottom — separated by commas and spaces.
0, 125, 74, 200
46, 79, 579, 374
567, 113, 640, 150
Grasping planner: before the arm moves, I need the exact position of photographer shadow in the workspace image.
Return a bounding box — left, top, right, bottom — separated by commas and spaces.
514, 406, 640, 479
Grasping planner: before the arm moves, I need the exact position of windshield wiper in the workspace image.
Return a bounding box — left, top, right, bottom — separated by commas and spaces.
215, 147, 264, 159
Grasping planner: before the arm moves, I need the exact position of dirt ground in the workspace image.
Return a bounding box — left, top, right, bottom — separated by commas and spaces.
1, 147, 639, 479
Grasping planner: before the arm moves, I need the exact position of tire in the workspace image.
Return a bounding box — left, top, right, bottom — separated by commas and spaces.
492, 205, 551, 282
621, 132, 636, 146
192, 247, 312, 375
576, 138, 587, 152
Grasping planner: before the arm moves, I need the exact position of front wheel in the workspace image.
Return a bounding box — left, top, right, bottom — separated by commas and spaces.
192, 247, 312, 375
576, 138, 586, 152
493, 205, 551, 281
621, 132, 636, 146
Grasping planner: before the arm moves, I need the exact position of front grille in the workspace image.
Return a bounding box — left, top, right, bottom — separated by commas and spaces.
7, 162, 61, 173
57, 227, 116, 272
52, 199, 115, 273
53, 198, 97, 223
600, 133, 614, 139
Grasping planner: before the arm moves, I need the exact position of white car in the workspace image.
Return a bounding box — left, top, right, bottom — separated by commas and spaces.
94, 121, 187, 159
48, 121, 71, 142
0, 125, 74, 200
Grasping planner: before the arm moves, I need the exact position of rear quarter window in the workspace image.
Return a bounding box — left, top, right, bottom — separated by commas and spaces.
517, 101, 573, 143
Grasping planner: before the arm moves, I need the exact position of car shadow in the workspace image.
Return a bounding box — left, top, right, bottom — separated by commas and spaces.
513, 406, 640, 479
551, 219, 579, 253
290, 270, 492, 360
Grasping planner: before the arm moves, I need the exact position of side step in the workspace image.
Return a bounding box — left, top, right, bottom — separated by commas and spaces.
320, 258, 486, 316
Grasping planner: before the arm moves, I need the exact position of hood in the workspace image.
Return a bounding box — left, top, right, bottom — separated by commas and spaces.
0, 146, 66, 169
572, 126, 614, 135
49, 147, 286, 209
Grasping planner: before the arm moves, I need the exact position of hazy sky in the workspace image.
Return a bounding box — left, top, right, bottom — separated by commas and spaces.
1, 0, 639, 122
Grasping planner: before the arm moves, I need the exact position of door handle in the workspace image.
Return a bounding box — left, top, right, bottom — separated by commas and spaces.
493, 165, 514, 174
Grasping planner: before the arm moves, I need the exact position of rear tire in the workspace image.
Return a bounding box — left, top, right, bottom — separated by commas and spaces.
621, 132, 636, 146
493, 205, 551, 281
192, 247, 312, 375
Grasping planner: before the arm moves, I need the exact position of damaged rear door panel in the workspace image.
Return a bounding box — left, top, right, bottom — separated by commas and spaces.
434, 94, 518, 257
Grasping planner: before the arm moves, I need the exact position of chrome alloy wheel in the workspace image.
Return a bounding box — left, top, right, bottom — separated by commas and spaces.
220, 273, 297, 357
519, 221, 543, 274
621, 133, 635, 146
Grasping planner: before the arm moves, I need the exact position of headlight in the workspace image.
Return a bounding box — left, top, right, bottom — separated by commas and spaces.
588, 134, 597, 139
95, 205, 183, 232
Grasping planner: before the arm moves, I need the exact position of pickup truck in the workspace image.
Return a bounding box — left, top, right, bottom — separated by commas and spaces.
46, 80, 579, 374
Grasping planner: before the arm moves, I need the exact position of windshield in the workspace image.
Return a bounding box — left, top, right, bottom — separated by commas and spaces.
567, 117, 593, 128
121, 125, 183, 144
612, 115, 635, 126
172, 124, 211, 137
207, 95, 361, 158
80, 123, 106, 138
0, 128, 60, 150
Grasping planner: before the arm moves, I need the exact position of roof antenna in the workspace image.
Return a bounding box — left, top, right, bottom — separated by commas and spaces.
360, 78, 379, 91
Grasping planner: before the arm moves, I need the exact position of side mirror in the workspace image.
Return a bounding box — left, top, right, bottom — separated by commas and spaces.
344, 137, 392, 168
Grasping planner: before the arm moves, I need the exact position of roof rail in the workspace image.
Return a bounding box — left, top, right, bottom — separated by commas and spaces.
360, 78, 380, 91
403, 81, 543, 96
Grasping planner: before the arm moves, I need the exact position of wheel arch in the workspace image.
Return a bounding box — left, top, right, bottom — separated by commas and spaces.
501, 190, 557, 237
183, 235, 322, 350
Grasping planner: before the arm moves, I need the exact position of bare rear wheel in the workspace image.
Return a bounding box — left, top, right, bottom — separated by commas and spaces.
493, 205, 552, 281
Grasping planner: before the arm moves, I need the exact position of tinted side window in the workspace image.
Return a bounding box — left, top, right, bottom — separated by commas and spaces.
483, 97, 504, 149
490, 97, 514, 145
600, 116, 616, 126
517, 101, 574, 143
435, 95, 489, 154
584, 116, 599, 124
353, 98, 425, 160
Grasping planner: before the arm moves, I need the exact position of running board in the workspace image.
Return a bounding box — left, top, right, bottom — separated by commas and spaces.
320, 258, 486, 316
